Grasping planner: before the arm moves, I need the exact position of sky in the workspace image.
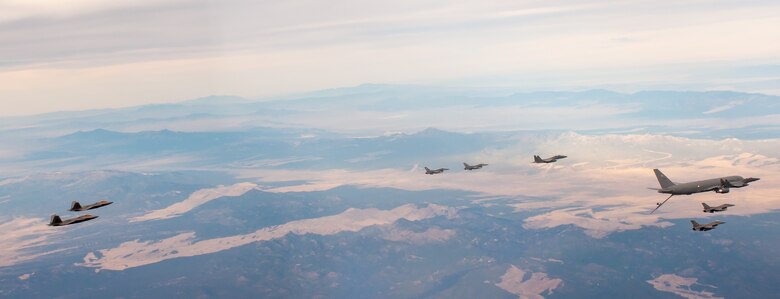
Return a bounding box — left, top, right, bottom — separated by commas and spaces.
1, 0, 780, 116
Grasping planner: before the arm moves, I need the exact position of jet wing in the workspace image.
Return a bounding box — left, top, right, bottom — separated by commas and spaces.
728, 180, 746, 187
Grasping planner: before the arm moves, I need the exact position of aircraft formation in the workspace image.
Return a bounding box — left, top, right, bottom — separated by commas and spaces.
424, 162, 491, 174
45, 153, 760, 232
426, 154, 761, 232
424, 155, 565, 174
648, 169, 759, 231
49, 200, 113, 227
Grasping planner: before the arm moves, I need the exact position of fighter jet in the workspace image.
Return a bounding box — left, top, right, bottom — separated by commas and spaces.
533, 155, 567, 163
702, 203, 735, 213
69, 200, 112, 211
48, 214, 98, 226
649, 169, 759, 214
691, 220, 725, 231
424, 167, 448, 175
463, 163, 488, 170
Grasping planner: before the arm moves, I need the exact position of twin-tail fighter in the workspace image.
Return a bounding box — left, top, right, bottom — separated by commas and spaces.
702, 203, 735, 213
48, 214, 98, 226
649, 169, 759, 214
70, 200, 113, 211
691, 220, 725, 231
533, 155, 567, 163
424, 167, 449, 175
463, 163, 488, 170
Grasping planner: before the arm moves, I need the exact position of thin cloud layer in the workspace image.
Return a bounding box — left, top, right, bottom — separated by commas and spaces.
0, 0, 190, 23
130, 182, 258, 222
0, 217, 63, 268
522, 206, 674, 239
647, 274, 723, 299
703, 100, 745, 114
80, 203, 457, 271
3, 1, 780, 115
495, 265, 563, 299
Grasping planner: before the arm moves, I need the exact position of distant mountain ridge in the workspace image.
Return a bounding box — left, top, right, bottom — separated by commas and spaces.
2, 85, 779, 143
5, 85, 779, 122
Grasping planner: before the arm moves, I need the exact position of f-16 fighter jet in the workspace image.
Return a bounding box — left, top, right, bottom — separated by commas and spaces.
533, 155, 567, 163
649, 169, 759, 214
424, 167, 448, 175
463, 163, 488, 170
702, 203, 735, 213
48, 214, 98, 226
69, 200, 113, 212
691, 220, 725, 231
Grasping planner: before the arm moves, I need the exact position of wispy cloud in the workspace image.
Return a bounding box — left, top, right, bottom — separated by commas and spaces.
81, 204, 457, 271
263, 104, 639, 132
0, 0, 191, 23
522, 206, 674, 239
495, 265, 563, 299
647, 274, 723, 299
703, 100, 745, 114
0, 217, 64, 268
2, 1, 780, 115
17, 272, 34, 281
130, 182, 258, 222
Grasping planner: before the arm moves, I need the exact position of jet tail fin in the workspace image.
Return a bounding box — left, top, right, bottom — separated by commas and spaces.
463, 163, 470, 168
424, 167, 431, 172
653, 169, 675, 189
70, 201, 82, 211
702, 203, 710, 209
690, 220, 700, 227
50, 214, 62, 225
534, 155, 543, 163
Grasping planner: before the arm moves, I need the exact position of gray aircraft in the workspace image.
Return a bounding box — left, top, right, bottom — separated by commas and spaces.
48, 214, 98, 226
424, 167, 448, 175
463, 163, 488, 170
70, 200, 113, 211
533, 155, 567, 163
649, 169, 759, 214
691, 220, 725, 231
702, 202, 734, 213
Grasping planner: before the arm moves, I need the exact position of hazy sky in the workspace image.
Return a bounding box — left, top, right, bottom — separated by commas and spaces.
1, 0, 779, 116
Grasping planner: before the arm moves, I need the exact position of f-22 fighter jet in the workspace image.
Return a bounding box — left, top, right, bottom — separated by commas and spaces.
463, 163, 488, 170
424, 167, 448, 175
70, 200, 113, 211
691, 220, 725, 231
48, 214, 98, 226
702, 203, 734, 213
